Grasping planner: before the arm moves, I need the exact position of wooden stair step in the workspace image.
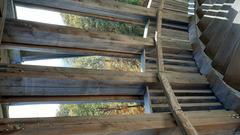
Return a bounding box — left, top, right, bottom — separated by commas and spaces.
152, 103, 224, 112
146, 54, 193, 62
162, 23, 188, 31
164, 71, 209, 87
164, 53, 193, 61
151, 96, 218, 104
163, 46, 193, 56
162, 37, 191, 50
145, 63, 199, 73
162, 28, 189, 41
149, 89, 214, 96
164, 59, 196, 67
164, 65, 199, 73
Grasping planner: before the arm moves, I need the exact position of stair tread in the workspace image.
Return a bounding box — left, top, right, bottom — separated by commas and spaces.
164, 53, 193, 60
151, 96, 217, 99
149, 89, 213, 93
164, 59, 196, 66
152, 102, 223, 108
164, 64, 199, 73
164, 71, 209, 86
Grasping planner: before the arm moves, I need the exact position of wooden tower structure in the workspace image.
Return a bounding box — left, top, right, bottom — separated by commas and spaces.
0, 0, 239, 134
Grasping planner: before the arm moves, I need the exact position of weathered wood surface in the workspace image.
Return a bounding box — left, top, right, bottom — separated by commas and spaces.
223, 41, 240, 90
0, 0, 7, 43
144, 86, 152, 113
2, 19, 190, 58
212, 11, 240, 74
158, 74, 199, 135
207, 68, 240, 113
190, 3, 240, 114
2, 19, 153, 55
0, 64, 209, 97
155, 0, 198, 134
197, 0, 224, 32
196, 0, 214, 18
0, 95, 143, 104
14, 0, 189, 24
203, 0, 240, 59
0, 64, 157, 85
199, 0, 236, 42
0, 110, 239, 135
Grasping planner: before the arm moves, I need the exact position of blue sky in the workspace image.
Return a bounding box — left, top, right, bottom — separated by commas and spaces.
9, 6, 66, 118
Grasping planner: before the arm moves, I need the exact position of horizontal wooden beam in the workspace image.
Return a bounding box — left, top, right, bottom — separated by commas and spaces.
0, 95, 143, 104
2, 19, 154, 56
1, 19, 191, 58
0, 110, 239, 135
14, 0, 189, 24
0, 64, 209, 97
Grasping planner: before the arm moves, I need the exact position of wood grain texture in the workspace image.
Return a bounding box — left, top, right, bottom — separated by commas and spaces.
14, 0, 189, 24
2, 19, 153, 55
0, 110, 239, 135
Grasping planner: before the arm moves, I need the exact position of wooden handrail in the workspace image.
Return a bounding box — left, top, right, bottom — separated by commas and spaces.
155, 1, 199, 135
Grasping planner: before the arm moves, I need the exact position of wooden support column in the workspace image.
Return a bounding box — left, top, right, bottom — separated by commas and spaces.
144, 86, 152, 113
0, 0, 10, 118
155, 1, 198, 135
140, 49, 145, 72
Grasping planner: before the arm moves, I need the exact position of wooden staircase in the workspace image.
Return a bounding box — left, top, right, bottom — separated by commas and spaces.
0, 0, 239, 134
145, 33, 226, 112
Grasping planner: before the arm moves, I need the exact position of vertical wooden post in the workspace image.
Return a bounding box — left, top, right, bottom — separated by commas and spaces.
140, 49, 145, 72
0, 0, 7, 43
155, 1, 198, 135
0, 106, 3, 118
6, 0, 22, 64
0, 0, 10, 118
144, 86, 152, 113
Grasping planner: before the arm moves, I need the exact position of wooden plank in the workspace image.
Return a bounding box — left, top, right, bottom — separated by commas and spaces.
0, 49, 9, 63
0, 110, 239, 135
212, 11, 240, 74
155, 1, 164, 72
144, 86, 152, 113
164, 71, 209, 91
197, 0, 224, 32
0, 64, 209, 96
199, 0, 237, 45
0, 64, 157, 85
2, 19, 154, 55
0, 0, 7, 43
0, 95, 143, 104
223, 41, 240, 90
1, 19, 190, 58
196, 0, 217, 19
14, 0, 189, 24
203, 0, 240, 59
151, 96, 218, 104
0, 43, 139, 58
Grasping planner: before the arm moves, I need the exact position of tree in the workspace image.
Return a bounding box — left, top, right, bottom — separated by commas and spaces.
57, 102, 144, 117
57, 0, 144, 117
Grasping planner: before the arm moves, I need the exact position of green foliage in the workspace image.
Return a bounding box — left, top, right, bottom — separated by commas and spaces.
61, 0, 144, 36
62, 14, 143, 36
57, 102, 143, 117
115, 0, 144, 5
58, 0, 144, 117
64, 56, 140, 72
